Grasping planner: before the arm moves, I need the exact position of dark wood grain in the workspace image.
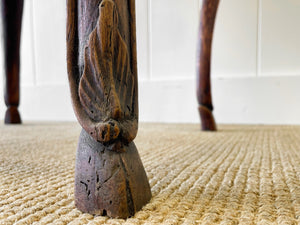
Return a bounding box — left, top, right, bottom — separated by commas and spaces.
67, 0, 151, 218
197, 0, 219, 131
2, 0, 23, 124
78, 0, 136, 145
67, 0, 138, 147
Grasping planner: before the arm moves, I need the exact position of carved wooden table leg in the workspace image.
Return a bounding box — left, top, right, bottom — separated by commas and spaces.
2, 0, 23, 124
67, 0, 151, 218
197, 0, 219, 131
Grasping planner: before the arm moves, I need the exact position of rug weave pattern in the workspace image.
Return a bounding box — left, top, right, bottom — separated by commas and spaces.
1, 123, 300, 224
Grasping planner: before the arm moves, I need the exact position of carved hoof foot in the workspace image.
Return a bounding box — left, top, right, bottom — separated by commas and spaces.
75, 129, 152, 219
5, 106, 21, 124
96, 121, 120, 143
198, 105, 217, 131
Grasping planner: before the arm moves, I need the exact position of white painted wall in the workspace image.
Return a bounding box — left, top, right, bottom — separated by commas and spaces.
1, 0, 300, 124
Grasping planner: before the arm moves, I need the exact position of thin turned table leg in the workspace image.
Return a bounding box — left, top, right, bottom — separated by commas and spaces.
197, 0, 219, 131
2, 0, 23, 124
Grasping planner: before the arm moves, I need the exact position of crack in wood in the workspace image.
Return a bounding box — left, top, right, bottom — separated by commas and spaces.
119, 155, 134, 215
80, 181, 88, 191
96, 166, 120, 191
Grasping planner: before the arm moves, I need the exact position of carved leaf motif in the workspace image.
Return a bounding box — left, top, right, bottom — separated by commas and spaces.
79, 0, 135, 123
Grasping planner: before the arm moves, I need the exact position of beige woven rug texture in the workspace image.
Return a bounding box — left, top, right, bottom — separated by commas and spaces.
1, 123, 300, 225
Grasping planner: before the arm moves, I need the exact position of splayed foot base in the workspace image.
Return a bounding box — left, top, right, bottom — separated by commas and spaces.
75, 129, 152, 219
198, 105, 217, 131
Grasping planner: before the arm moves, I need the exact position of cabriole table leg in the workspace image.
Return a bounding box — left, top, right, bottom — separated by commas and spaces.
197, 0, 219, 131
67, 0, 151, 218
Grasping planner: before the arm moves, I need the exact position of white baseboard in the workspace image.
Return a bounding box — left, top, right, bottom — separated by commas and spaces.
140, 76, 300, 125
1, 76, 300, 124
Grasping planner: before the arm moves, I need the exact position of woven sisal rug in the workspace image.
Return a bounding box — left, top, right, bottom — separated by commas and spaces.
1, 123, 300, 224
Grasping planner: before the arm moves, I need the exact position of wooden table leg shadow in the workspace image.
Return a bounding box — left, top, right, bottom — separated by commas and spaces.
2, 0, 23, 124
67, 0, 151, 218
197, 0, 219, 131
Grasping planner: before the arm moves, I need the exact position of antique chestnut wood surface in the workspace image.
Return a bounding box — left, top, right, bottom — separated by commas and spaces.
197, 0, 219, 131
67, 0, 151, 218
2, 0, 23, 124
